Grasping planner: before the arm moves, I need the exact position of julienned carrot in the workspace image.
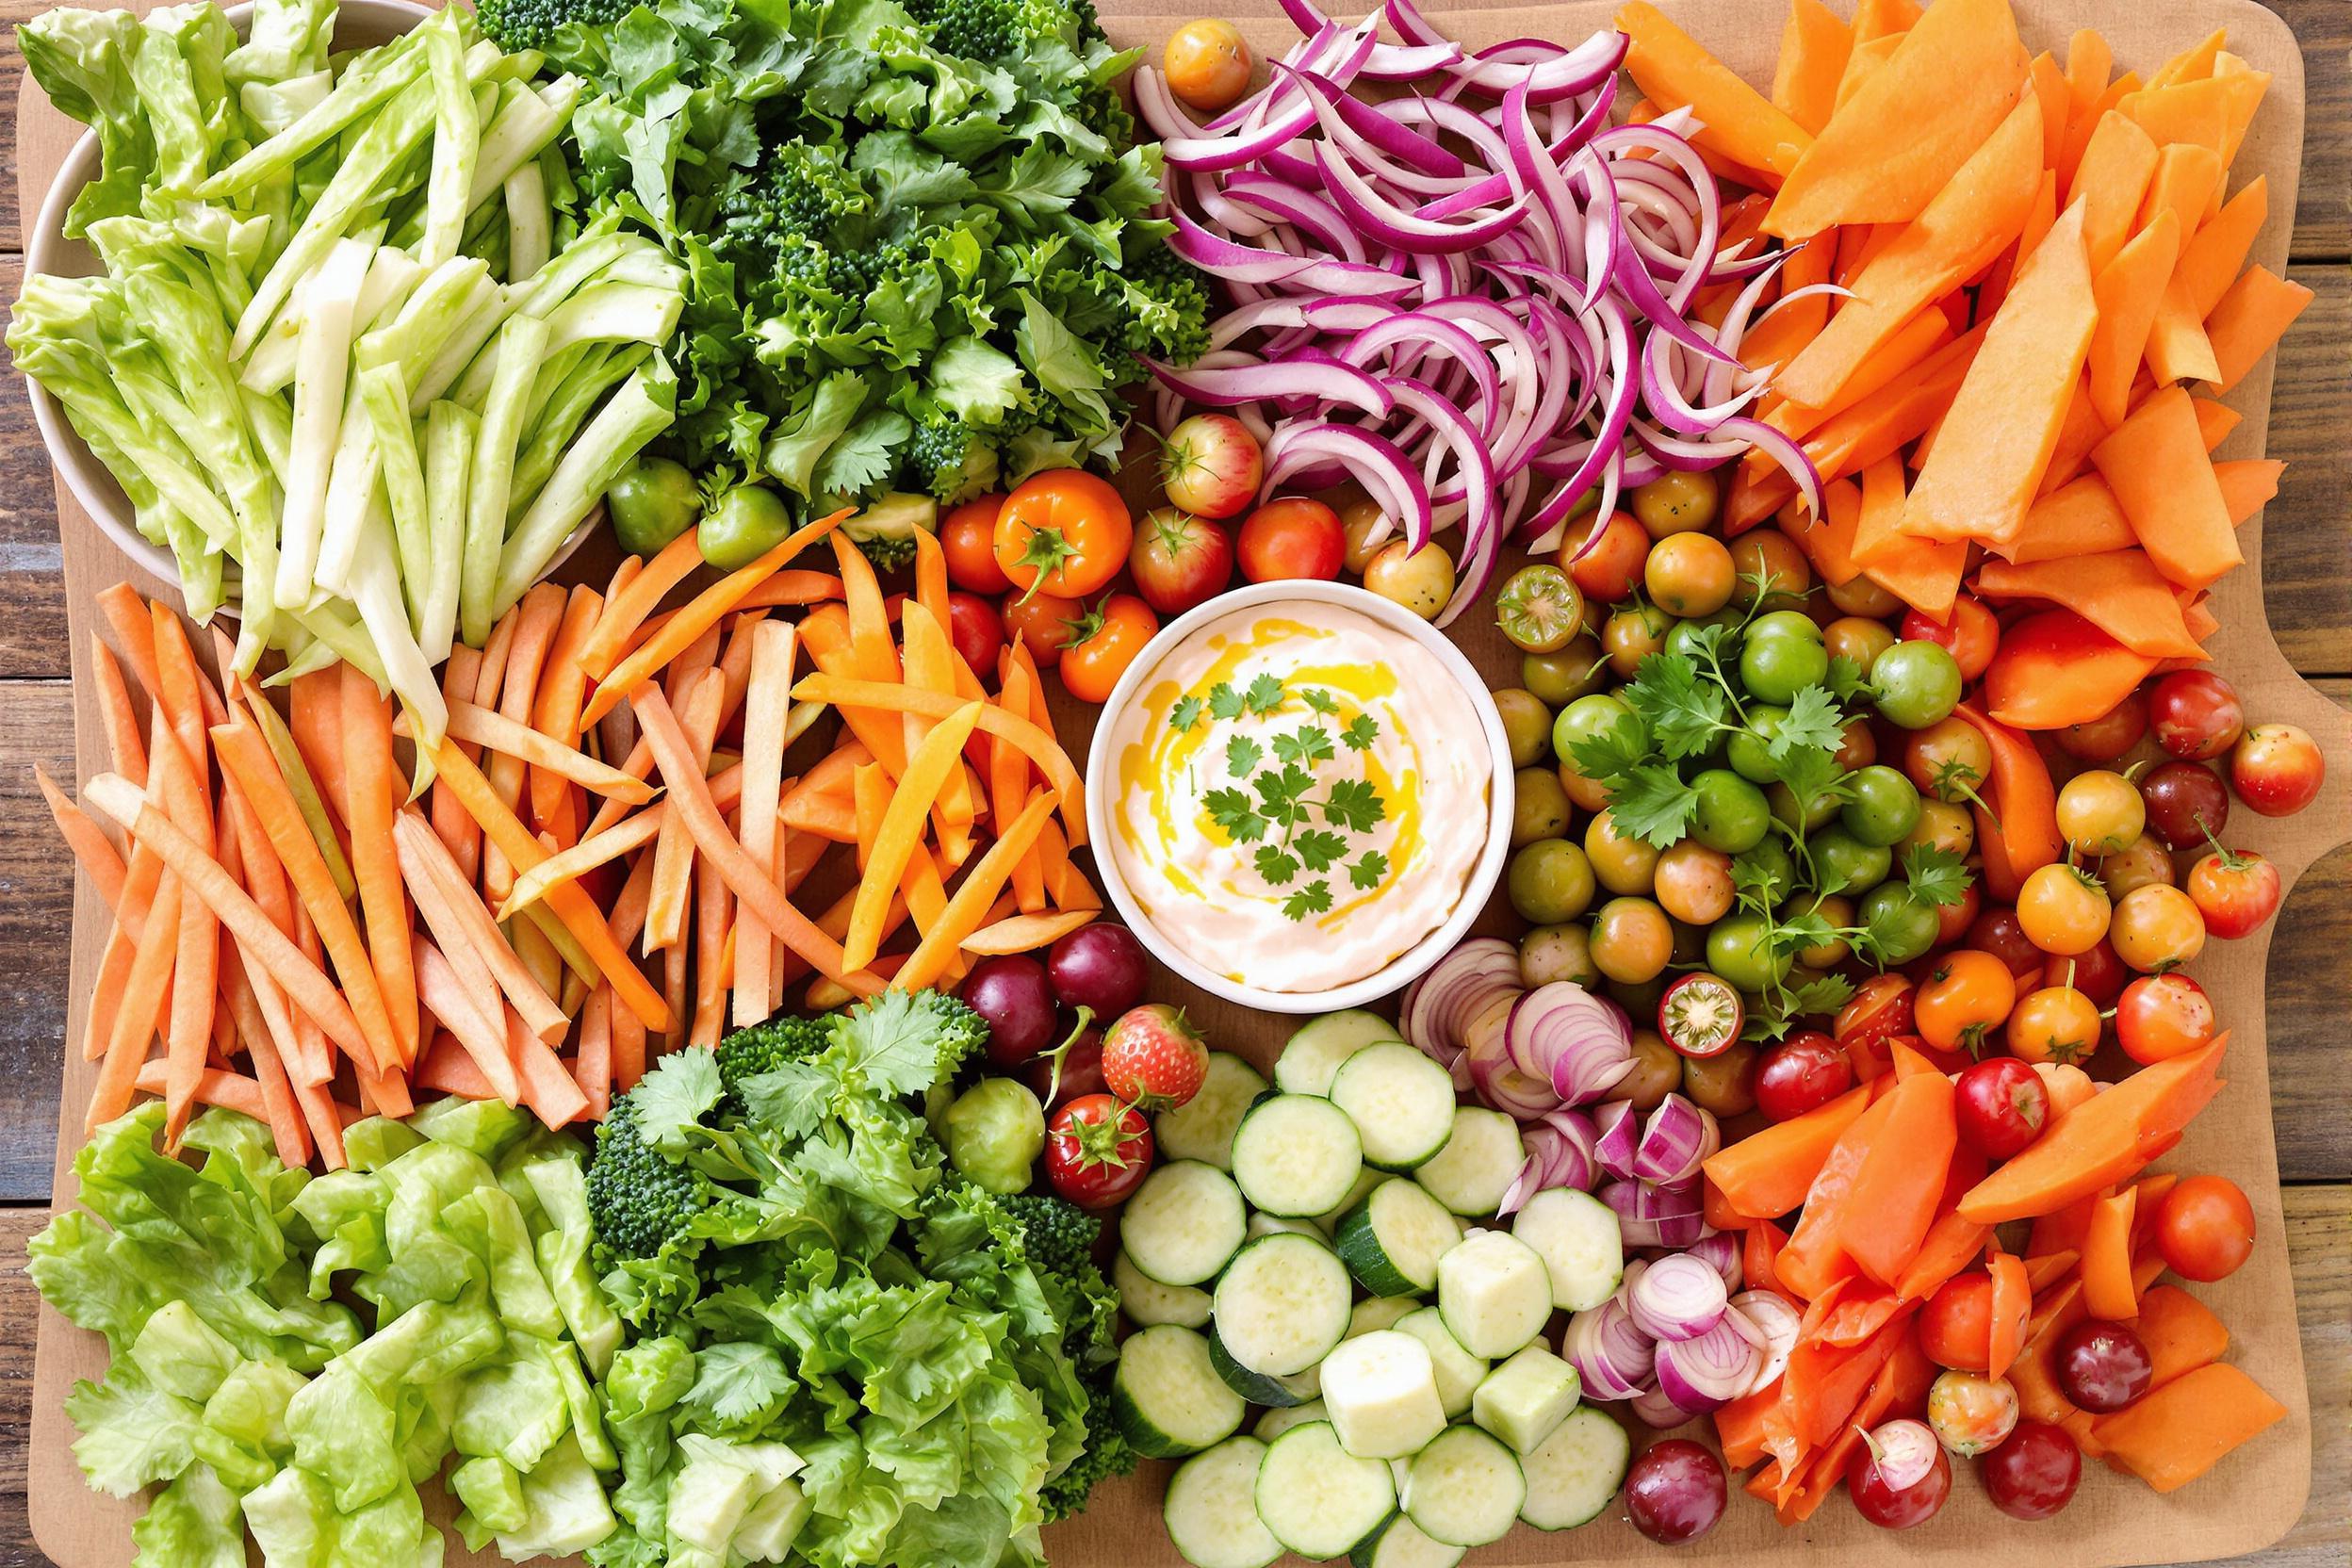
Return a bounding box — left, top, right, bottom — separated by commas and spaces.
689, 839, 732, 1050
734, 617, 796, 1025
734, 570, 847, 611
423, 700, 656, 802
896, 791, 1060, 993
2202, 264, 2314, 394
529, 585, 604, 830
429, 738, 673, 1032
89, 871, 180, 1132
575, 986, 613, 1119
286, 668, 352, 824
216, 950, 311, 1168
37, 769, 126, 912
482, 584, 568, 900
632, 683, 881, 998
2092, 384, 2241, 588
645, 670, 725, 954
994, 655, 1047, 913
841, 700, 986, 972
791, 675, 1085, 845
579, 530, 704, 680
1771, 0, 1852, 137
498, 813, 668, 925
89, 636, 148, 788
416, 1031, 499, 1102
393, 812, 566, 1044
412, 935, 523, 1106
961, 909, 1098, 956
216, 779, 331, 1086
236, 680, 358, 902
155, 748, 219, 1147
507, 1006, 590, 1130
2067, 109, 2160, 276
2087, 209, 2180, 428
583, 510, 849, 728
340, 662, 418, 1066
133, 1057, 269, 1122
433, 646, 485, 878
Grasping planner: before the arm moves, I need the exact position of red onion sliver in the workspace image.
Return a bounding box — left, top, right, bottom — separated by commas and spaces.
1626, 1253, 1728, 1343
1729, 1290, 1801, 1396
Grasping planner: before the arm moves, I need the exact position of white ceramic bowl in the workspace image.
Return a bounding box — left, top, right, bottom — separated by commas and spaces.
22, 0, 590, 608
1084, 580, 1515, 1015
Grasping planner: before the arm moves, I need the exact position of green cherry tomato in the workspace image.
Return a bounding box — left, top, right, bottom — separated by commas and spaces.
1521, 639, 1607, 707
1509, 838, 1596, 924
1860, 883, 1940, 964
697, 483, 793, 569
1726, 705, 1789, 783
1872, 640, 1965, 729
1690, 768, 1772, 854
1840, 764, 1924, 847
1553, 693, 1639, 765
1739, 620, 1830, 706
1747, 610, 1825, 646
1511, 769, 1573, 847
1735, 839, 1796, 906
1769, 778, 1843, 832
1812, 824, 1894, 895
1493, 688, 1554, 767
1495, 564, 1586, 653
606, 455, 702, 556
1706, 910, 1792, 992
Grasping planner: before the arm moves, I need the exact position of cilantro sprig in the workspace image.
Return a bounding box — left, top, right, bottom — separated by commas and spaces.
1181, 677, 1391, 920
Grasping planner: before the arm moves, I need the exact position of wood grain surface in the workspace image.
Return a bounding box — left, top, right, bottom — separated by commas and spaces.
0, 1, 2346, 1564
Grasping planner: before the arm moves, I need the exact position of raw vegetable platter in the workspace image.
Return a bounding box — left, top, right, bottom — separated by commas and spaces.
17, 0, 2341, 1566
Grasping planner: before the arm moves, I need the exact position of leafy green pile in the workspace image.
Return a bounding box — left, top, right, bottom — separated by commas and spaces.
489, 0, 1209, 511
580, 990, 1130, 1568
1566, 585, 1969, 1038
29, 1097, 627, 1567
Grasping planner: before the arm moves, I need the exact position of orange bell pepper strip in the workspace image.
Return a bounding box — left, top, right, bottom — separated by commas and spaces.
2130, 1283, 2230, 1390
2030, 1190, 2101, 1258
1769, 0, 1851, 137
1616, 2, 1812, 182
1950, 702, 2062, 899
1894, 1210, 1990, 1302
2092, 1364, 2287, 1493
1715, 1377, 1782, 1471
2080, 1186, 2141, 1320
1838, 1070, 1958, 1285
1986, 1249, 2032, 1380
1776, 1088, 1900, 1299
1775, 1323, 1935, 1524
1703, 1083, 1872, 1220
2025, 1250, 2079, 1292
1764, 1312, 1909, 1487
1960, 1035, 2228, 1223
2092, 384, 2242, 590
1743, 1217, 1788, 1296
2202, 264, 2315, 395
1982, 609, 2160, 732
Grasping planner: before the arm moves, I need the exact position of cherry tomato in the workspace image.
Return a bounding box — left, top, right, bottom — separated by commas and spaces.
1237, 497, 1346, 581
1057, 595, 1159, 706
1755, 1032, 1854, 1122
1333, 488, 1388, 574
1909, 798, 1976, 858
1726, 530, 1811, 607
1631, 470, 1721, 536
2108, 883, 2206, 972
2097, 832, 2178, 903
1920, 1274, 1995, 1371
2054, 1321, 2151, 1411
1915, 950, 2017, 1054
1905, 718, 1995, 807
1836, 973, 1916, 1059
995, 469, 1133, 599
1590, 897, 1674, 985
2187, 847, 2281, 938
1825, 616, 1898, 677
2055, 691, 2149, 762
2156, 1174, 2256, 1282
1645, 532, 1737, 616
2148, 670, 2244, 760
941, 495, 1013, 594
1928, 1369, 2019, 1457
2048, 937, 2128, 1008
2056, 770, 2146, 857
1363, 539, 1455, 620
1044, 1093, 1154, 1208
1128, 506, 1234, 615
946, 591, 1004, 676
1002, 589, 1084, 667
1955, 1056, 2051, 1159
1161, 18, 1253, 112
1848, 1419, 1952, 1529
2141, 760, 2230, 849
2003, 986, 2099, 1068
1602, 602, 1674, 678
1902, 594, 1999, 681
1980, 1422, 2082, 1520
1826, 571, 1901, 618
2017, 864, 2112, 956
1158, 413, 1262, 517
2231, 723, 2325, 816
2114, 972, 2216, 1064
1654, 840, 1735, 924
1495, 564, 1587, 652
1967, 906, 2046, 986
1558, 510, 1648, 602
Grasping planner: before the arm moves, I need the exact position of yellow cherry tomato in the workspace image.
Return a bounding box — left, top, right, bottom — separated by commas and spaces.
2017, 863, 2113, 956
2056, 770, 2147, 857
1585, 808, 1661, 896
2007, 985, 2102, 1066
2109, 883, 2208, 972
1162, 19, 1253, 113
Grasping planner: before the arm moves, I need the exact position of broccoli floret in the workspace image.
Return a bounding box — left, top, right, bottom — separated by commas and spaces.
584, 1102, 708, 1260
1038, 1378, 1135, 1524
1116, 246, 1214, 365
714, 1013, 834, 1103
907, 0, 1019, 58
717, 141, 867, 258
1000, 1194, 1102, 1278
475, 0, 633, 52
906, 416, 1002, 505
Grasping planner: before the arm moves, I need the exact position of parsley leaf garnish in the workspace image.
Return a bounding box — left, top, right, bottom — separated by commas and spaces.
1623, 654, 1728, 760
1302, 689, 1341, 715
1254, 845, 1300, 885
1244, 673, 1286, 713
1282, 882, 1334, 921
1772, 685, 1848, 760
1208, 682, 1245, 721
1348, 851, 1389, 890
1170, 695, 1203, 732
1341, 714, 1380, 751
1323, 778, 1385, 833
1295, 829, 1349, 873
1605, 764, 1702, 847
1903, 842, 1972, 908
1273, 725, 1335, 766
1225, 735, 1262, 777
1565, 713, 1654, 785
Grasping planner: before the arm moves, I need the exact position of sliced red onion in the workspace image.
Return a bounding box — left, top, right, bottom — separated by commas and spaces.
1401, 937, 1518, 1057
1626, 1253, 1728, 1343
1729, 1290, 1800, 1395
1592, 1100, 1641, 1182
1262, 421, 1432, 549
1470, 1050, 1563, 1120
1537, 1107, 1598, 1192
1655, 1314, 1762, 1415
1630, 1382, 1698, 1429
1563, 1298, 1655, 1401
1505, 982, 1636, 1108
1143, 351, 1393, 419
1687, 1231, 1743, 1293
1631, 1095, 1720, 1185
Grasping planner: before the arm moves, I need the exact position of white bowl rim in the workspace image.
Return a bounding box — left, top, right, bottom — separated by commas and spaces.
1083, 579, 1515, 1016
19, 0, 600, 618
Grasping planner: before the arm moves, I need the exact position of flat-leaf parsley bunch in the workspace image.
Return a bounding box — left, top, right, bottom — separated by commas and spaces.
1173, 676, 1389, 921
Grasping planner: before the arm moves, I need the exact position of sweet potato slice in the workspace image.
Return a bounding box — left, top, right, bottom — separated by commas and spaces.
2093, 384, 2242, 588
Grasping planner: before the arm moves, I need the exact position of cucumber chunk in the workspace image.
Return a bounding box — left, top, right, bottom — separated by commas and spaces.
1321, 1330, 1446, 1460
1123, 1161, 1247, 1287
1395, 1307, 1489, 1421
1435, 1230, 1553, 1360
1114, 1325, 1246, 1459
1336, 1177, 1463, 1297
1403, 1425, 1527, 1548
1518, 1406, 1632, 1530
1254, 1421, 1398, 1561
1165, 1436, 1282, 1568
1116, 1249, 1211, 1330
1232, 1094, 1364, 1217
1211, 1233, 1352, 1377
1156, 1053, 1268, 1169
1329, 1040, 1458, 1170
1511, 1186, 1625, 1312
1277, 1010, 1401, 1096
1413, 1107, 1527, 1217
1471, 1345, 1582, 1455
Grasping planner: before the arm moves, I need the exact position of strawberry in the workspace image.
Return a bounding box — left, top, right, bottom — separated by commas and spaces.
1099, 1004, 1208, 1111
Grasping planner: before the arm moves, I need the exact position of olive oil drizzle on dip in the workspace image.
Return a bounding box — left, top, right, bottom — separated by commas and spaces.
1108, 605, 1493, 993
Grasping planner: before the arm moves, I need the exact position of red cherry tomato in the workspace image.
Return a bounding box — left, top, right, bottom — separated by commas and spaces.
1753, 1032, 1854, 1122
2054, 691, 2148, 762
2141, 761, 2230, 849
1919, 1274, 1995, 1371
1967, 906, 2047, 986
1128, 506, 1235, 615
1558, 510, 1649, 603
2044, 937, 2128, 1008
1043, 1093, 1154, 1208
1834, 973, 1916, 1076
1934, 876, 1983, 945
946, 591, 1004, 676
2053, 1320, 2151, 1412
1953, 1057, 2050, 1161
1236, 497, 1346, 582
2147, 670, 2244, 760
1902, 594, 1999, 681
1847, 1419, 1952, 1529
940, 496, 1013, 594
1980, 1421, 2082, 1520
2114, 972, 2216, 1064
2186, 847, 2281, 938
2156, 1174, 2256, 1282
1002, 589, 1083, 668
2230, 723, 2325, 817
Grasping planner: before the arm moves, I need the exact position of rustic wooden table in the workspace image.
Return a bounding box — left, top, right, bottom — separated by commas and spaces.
0, 2, 2343, 1562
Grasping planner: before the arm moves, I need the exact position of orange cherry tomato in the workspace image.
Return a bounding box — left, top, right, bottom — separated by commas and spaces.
1915, 950, 2017, 1054
1002, 590, 1084, 668
1920, 1273, 1996, 1371
941, 495, 1013, 594
1059, 595, 1160, 706
2156, 1175, 2256, 1282
1834, 972, 1915, 1077
2005, 985, 2101, 1066
2113, 972, 2216, 1064
1903, 593, 2001, 682
995, 470, 1133, 600
2017, 864, 2112, 956
1162, 19, 1253, 113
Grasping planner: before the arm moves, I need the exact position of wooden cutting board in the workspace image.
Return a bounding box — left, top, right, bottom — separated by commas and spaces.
20, 0, 2344, 1563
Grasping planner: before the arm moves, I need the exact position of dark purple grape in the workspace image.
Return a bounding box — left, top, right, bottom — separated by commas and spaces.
962, 956, 1057, 1068
2054, 1321, 2153, 1413
1624, 1439, 1726, 1544
1047, 923, 1150, 1017
1021, 1029, 1104, 1109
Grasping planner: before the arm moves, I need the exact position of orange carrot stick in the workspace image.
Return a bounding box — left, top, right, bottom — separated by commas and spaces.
579, 531, 706, 681
510, 1007, 590, 1129
575, 985, 613, 1119
216, 948, 311, 1167
530, 584, 605, 829
286, 668, 352, 825
734, 620, 797, 1026
95, 583, 163, 702
433, 645, 485, 878
897, 792, 1060, 991
339, 662, 418, 1067
89, 636, 148, 788
393, 812, 566, 1044
791, 674, 1085, 843
419, 701, 656, 801
37, 768, 127, 912
690, 864, 732, 1050
89, 872, 180, 1132
960, 909, 1098, 956
132, 1057, 270, 1122
842, 700, 987, 972
645, 670, 725, 953
2202, 264, 2314, 394
412, 936, 522, 1105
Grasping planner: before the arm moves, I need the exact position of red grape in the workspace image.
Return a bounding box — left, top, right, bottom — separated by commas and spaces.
1623, 1440, 1726, 1544
2054, 692, 2148, 762
1046, 923, 1150, 1017
961, 956, 1058, 1068
2141, 761, 2230, 850
1980, 1421, 2082, 1520
2054, 1320, 2153, 1413
1966, 906, 2046, 985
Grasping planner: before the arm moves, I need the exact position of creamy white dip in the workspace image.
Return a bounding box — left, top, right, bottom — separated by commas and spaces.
1105, 603, 1492, 993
